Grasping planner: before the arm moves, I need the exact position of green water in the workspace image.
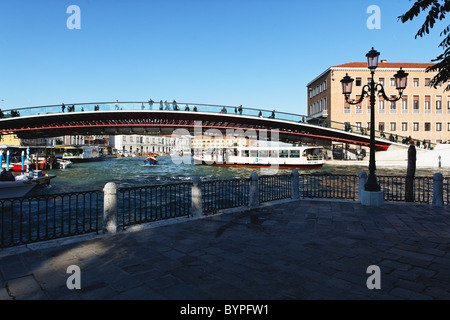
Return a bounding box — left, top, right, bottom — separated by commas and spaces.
30, 156, 450, 195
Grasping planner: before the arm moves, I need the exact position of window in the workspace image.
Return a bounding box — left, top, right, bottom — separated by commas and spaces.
258, 150, 268, 157
448, 123, 450, 131
413, 78, 419, 87
130, 136, 134, 142
379, 122, 385, 132
413, 122, 419, 131
289, 150, 300, 158
402, 122, 408, 131
390, 96, 397, 113
425, 96, 431, 113
379, 78, 385, 86
436, 96, 442, 113
424, 122, 431, 131
378, 97, 385, 113
344, 98, 350, 114
356, 77, 362, 87
269, 150, 278, 158
280, 150, 289, 158
401, 96, 408, 113
250, 150, 258, 157
425, 78, 431, 87
390, 122, 396, 131
356, 95, 362, 113
390, 78, 395, 87
436, 122, 442, 132
123, 136, 127, 142
355, 122, 362, 130
413, 96, 420, 113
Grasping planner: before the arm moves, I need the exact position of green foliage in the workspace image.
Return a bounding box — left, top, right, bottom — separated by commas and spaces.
399, 0, 450, 90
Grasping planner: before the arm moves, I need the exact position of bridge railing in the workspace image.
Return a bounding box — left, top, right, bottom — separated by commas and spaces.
0, 101, 433, 149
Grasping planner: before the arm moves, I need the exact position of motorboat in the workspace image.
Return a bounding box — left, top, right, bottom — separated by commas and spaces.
193, 146, 324, 169
0, 171, 37, 199
57, 159, 72, 169
144, 154, 158, 166
0, 179, 38, 199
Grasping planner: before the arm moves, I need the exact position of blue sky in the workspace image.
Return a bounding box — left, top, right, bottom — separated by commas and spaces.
0, 0, 445, 114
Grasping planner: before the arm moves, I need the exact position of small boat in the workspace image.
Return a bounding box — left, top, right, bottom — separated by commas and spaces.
0, 170, 57, 199
15, 170, 56, 185
144, 155, 158, 166
193, 146, 325, 169
57, 159, 72, 169
0, 180, 38, 199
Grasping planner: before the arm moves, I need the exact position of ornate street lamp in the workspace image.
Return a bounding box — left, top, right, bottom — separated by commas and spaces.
340, 48, 408, 194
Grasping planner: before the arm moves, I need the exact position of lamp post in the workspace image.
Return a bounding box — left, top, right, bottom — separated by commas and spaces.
340, 48, 408, 193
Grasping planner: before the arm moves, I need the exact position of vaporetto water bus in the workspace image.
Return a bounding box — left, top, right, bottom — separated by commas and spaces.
193, 146, 324, 169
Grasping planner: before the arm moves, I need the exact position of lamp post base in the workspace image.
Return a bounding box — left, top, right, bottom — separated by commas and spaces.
360, 190, 384, 207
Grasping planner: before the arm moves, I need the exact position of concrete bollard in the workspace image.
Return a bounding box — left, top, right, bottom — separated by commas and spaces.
432, 172, 444, 207
291, 170, 300, 199
358, 171, 367, 203
103, 182, 118, 234
191, 176, 203, 218
249, 172, 259, 209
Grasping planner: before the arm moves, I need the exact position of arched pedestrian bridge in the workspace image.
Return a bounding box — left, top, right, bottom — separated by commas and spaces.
0, 101, 412, 151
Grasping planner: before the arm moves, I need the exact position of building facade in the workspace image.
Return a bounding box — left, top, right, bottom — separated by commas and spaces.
191, 136, 256, 153
307, 60, 449, 145
111, 134, 191, 155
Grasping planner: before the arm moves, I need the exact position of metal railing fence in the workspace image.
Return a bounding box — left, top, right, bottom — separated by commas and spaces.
1, 172, 448, 248
0, 190, 102, 248
202, 178, 249, 214
118, 182, 192, 228
259, 175, 292, 203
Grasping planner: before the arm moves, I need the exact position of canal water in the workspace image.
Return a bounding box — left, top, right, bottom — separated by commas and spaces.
31, 156, 450, 196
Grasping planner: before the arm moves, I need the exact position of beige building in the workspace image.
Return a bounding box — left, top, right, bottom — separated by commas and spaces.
191, 136, 257, 152
307, 60, 449, 146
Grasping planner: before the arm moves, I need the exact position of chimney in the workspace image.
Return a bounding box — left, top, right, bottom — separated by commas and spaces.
380, 59, 388, 63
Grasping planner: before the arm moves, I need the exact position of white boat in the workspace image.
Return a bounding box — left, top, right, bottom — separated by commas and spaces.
0, 170, 56, 199
57, 159, 72, 169
193, 146, 325, 169
0, 180, 38, 199
55, 146, 103, 162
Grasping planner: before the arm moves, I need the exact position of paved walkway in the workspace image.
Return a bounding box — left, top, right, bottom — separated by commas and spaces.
1, 199, 450, 300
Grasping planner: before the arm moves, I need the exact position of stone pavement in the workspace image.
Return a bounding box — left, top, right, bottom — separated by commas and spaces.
1, 199, 450, 300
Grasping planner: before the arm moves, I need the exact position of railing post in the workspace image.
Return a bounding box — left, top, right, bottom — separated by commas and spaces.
358, 171, 367, 203
432, 173, 444, 207
191, 176, 203, 217
249, 172, 260, 208
103, 182, 117, 234
291, 170, 299, 199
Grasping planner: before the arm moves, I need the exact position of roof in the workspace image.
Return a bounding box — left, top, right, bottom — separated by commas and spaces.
332, 62, 434, 69
307, 61, 435, 86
